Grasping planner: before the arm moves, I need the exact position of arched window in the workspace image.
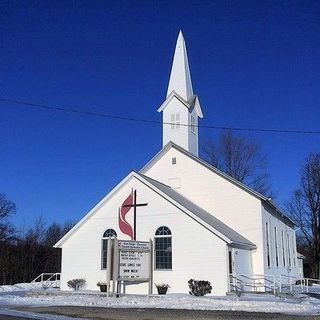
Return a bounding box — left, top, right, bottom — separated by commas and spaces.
103, 229, 117, 238
154, 226, 172, 270
101, 229, 117, 269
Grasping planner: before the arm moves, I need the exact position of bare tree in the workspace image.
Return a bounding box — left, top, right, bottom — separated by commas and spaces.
0, 194, 16, 241
43, 221, 74, 247
0, 192, 76, 284
202, 131, 271, 195
0, 194, 16, 284
287, 153, 320, 279
0, 193, 16, 219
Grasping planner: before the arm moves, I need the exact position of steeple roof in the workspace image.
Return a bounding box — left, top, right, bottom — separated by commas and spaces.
167, 31, 194, 100
158, 32, 204, 156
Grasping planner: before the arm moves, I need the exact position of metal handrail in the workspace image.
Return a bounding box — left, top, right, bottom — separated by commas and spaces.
229, 273, 320, 295
300, 277, 320, 293
229, 273, 277, 294
32, 273, 61, 285
239, 274, 275, 286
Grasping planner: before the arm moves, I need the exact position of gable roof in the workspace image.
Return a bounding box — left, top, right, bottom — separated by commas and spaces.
136, 173, 256, 249
140, 142, 295, 228
157, 91, 203, 118
54, 171, 135, 248
55, 170, 255, 250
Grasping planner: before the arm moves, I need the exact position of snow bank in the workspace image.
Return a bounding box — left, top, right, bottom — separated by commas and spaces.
0, 282, 44, 292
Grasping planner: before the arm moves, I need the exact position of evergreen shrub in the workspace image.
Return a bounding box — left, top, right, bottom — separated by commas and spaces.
67, 278, 86, 291
188, 279, 212, 296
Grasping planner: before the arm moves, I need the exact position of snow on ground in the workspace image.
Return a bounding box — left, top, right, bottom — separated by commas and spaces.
0, 282, 320, 316
0, 282, 44, 292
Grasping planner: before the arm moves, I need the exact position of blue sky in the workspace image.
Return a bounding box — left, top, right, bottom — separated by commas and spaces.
1, 0, 319, 227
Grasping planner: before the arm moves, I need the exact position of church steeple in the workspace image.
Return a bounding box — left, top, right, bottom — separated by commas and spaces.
158, 31, 203, 157
167, 31, 194, 100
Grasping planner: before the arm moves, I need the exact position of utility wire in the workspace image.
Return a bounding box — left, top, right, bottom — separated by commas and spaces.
1, 97, 319, 135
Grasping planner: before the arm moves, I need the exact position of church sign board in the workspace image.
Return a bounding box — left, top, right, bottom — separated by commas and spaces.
118, 240, 151, 281
106, 239, 153, 296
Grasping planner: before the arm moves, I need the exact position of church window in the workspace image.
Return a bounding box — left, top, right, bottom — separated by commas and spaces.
274, 227, 279, 267
170, 113, 180, 130
103, 229, 117, 238
171, 114, 175, 129
287, 233, 291, 267
101, 229, 117, 269
175, 113, 180, 129
154, 226, 172, 270
292, 235, 296, 267
172, 157, 176, 165
266, 222, 271, 268
190, 115, 195, 133
281, 230, 286, 267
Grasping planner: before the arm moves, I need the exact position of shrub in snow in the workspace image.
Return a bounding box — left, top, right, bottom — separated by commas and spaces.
188, 279, 212, 296
67, 278, 86, 291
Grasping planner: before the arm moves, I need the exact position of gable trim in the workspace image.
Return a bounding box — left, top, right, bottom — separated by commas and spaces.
157, 91, 191, 113
54, 172, 136, 248
140, 142, 265, 200
55, 170, 255, 250
157, 91, 203, 119
140, 142, 295, 227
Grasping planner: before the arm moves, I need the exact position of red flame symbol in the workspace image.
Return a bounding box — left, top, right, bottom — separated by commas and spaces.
118, 190, 134, 240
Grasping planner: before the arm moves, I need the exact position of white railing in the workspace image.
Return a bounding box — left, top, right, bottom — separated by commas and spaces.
229, 273, 320, 295
280, 276, 320, 294
300, 278, 320, 293
229, 273, 277, 294
32, 273, 61, 288
278, 274, 297, 293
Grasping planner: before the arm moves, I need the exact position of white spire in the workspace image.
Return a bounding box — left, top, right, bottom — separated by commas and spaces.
158, 31, 203, 157
167, 31, 194, 100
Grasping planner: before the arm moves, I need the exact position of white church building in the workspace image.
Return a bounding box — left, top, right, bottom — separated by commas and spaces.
55, 32, 302, 296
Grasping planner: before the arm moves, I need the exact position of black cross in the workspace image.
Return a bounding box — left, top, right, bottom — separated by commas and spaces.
123, 189, 148, 240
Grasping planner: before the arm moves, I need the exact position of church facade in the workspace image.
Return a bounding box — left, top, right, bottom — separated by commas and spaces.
55, 32, 301, 296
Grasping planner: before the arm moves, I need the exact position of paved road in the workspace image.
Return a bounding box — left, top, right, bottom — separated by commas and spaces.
2, 306, 320, 320
0, 307, 86, 320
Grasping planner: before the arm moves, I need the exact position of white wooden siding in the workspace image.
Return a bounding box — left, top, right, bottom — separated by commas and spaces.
60, 175, 229, 295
